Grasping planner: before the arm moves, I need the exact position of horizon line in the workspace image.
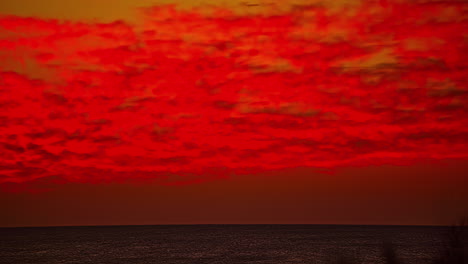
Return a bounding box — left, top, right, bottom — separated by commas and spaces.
0, 223, 456, 228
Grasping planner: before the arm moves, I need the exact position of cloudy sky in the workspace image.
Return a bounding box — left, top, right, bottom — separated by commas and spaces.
0, 0, 467, 227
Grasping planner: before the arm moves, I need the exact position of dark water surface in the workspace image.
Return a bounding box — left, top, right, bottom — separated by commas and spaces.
0, 225, 450, 264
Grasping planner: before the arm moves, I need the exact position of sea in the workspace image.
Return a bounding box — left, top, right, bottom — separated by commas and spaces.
0, 225, 455, 264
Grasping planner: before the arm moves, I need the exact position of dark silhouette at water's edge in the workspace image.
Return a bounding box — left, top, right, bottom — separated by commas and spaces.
335, 219, 467, 264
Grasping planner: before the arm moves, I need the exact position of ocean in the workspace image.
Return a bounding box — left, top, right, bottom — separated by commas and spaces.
0, 225, 454, 264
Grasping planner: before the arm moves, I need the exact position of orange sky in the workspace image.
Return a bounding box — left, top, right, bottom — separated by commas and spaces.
0, 0, 467, 226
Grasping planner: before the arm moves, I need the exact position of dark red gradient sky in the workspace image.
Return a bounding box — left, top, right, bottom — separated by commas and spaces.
0, 0, 467, 226
2, 161, 468, 227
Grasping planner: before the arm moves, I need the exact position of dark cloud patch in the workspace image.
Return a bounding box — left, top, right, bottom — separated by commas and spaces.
213, 100, 236, 110
427, 79, 466, 97
43, 90, 68, 105
0, 142, 25, 153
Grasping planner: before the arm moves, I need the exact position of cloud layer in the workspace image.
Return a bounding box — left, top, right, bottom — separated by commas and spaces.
0, 0, 467, 187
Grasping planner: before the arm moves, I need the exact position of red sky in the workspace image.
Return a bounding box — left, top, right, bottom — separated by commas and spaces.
0, 0, 467, 226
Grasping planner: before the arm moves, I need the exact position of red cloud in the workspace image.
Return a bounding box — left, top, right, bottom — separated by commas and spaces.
0, 1, 467, 189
